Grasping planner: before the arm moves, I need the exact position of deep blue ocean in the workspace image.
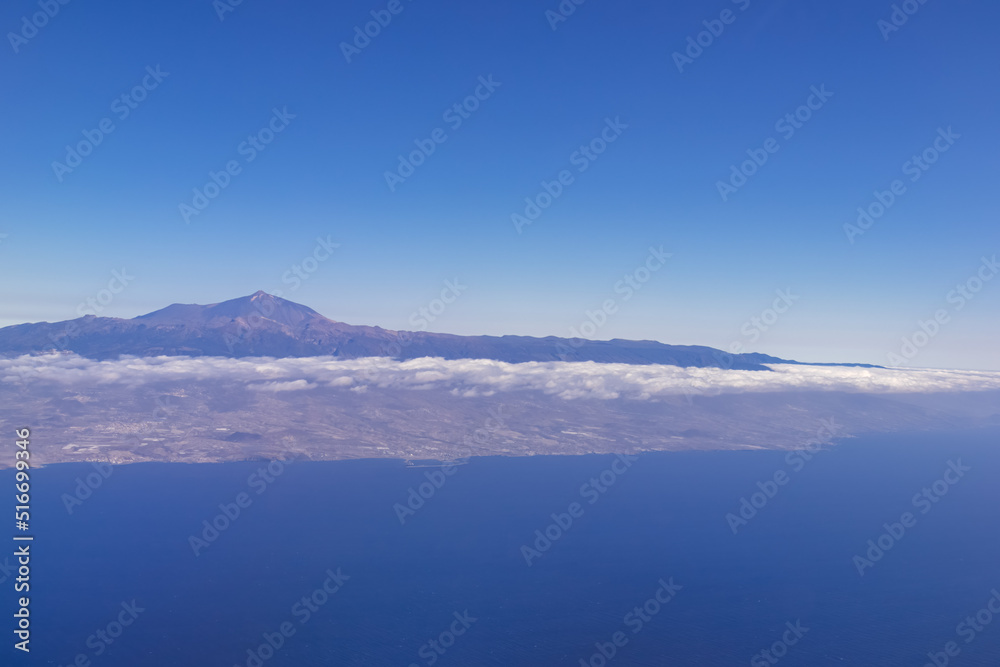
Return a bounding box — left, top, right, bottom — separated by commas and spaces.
5, 427, 1000, 666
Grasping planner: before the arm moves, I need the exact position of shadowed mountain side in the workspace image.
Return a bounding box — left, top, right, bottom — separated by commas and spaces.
0, 291, 811, 370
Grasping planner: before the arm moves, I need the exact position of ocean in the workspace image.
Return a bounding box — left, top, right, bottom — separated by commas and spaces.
6, 427, 1000, 666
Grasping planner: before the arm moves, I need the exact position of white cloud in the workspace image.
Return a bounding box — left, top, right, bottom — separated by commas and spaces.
247, 380, 317, 392
2, 353, 1000, 400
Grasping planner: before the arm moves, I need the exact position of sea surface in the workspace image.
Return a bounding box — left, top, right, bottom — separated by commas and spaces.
5, 427, 1000, 666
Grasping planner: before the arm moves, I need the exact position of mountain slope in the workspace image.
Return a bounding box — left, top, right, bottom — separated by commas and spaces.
0, 291, 793, 369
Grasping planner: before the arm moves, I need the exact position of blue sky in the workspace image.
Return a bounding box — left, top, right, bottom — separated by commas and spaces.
1, 0, 997, 369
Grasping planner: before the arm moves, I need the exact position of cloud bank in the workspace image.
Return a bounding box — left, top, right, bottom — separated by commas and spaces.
3, 353, 1000, 400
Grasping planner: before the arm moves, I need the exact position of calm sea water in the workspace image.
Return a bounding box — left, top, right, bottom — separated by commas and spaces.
5, 427, 1000, 666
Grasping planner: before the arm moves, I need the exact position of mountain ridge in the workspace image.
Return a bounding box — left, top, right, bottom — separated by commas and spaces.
0, 291, 871, 370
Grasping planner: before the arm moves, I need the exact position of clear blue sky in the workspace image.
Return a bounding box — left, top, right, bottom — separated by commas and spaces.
1, 0, 997, 369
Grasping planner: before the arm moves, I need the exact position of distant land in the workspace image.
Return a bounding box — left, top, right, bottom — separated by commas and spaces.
4, 292, 997, 469
0, 291, 874, 370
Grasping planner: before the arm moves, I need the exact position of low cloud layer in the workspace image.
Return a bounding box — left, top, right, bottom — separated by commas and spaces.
3, 353, 1000, 400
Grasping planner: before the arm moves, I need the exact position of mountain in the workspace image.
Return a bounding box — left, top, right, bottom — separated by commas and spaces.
0, 290, 798, 370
